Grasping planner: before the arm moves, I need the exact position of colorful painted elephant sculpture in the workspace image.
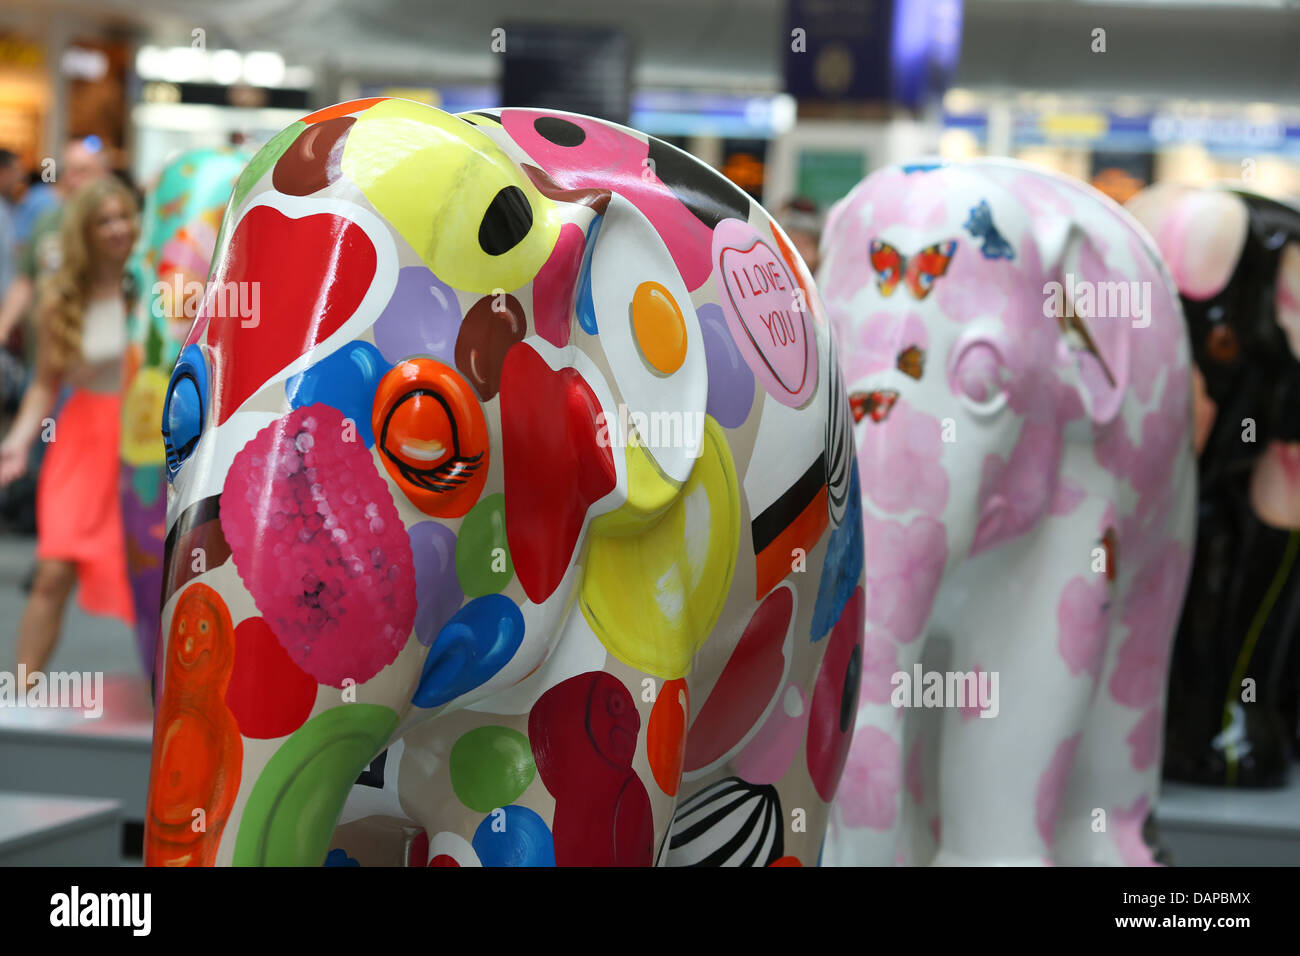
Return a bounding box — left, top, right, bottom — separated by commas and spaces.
817, 159, 1197, 865
1127, 185, 1300, 787
143, 99, 866, 867
121, 148, 248, 676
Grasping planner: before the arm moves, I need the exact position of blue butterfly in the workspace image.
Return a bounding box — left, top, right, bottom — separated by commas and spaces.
964, 200, 1015, 260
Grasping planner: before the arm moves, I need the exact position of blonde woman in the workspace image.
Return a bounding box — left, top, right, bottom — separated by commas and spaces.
0, 178, 138, 680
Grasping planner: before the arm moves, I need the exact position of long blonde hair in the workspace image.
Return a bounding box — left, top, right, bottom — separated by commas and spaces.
40, 177, 139, 375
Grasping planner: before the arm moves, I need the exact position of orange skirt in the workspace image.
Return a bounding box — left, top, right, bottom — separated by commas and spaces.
35, 388, 135, 625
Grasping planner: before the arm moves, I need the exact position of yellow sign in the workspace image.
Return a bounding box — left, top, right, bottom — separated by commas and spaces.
1040, 112, 1109, 140
0, 34, 43, 69
380, 87, 437, 106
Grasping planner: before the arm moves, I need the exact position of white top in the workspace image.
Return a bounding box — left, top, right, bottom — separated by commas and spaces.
73, 294, 127, 393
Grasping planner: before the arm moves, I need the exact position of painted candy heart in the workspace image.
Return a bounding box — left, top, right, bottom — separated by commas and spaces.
500, 344, 616, 604
713, 218, 816, 408
204, 205, 377, 425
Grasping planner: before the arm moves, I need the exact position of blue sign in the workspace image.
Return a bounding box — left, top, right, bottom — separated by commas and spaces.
359, 84, 788, 138
944, 107, 1300, 157
784, 0, 964, 109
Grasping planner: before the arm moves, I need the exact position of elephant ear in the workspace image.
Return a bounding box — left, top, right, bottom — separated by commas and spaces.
573, 192, 741, 680
1127, 184, 1247, 301
1033, 214, 1131, 427
1274, 241, 1300, 360
578, 192, 709, 484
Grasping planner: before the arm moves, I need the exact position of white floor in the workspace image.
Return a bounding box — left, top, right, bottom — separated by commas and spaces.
0, 532, 143, 679
0, 529, 1296, 866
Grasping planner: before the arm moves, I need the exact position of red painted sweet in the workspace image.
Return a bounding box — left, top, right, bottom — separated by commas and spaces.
499, 344, 616, 604
648, 678, 689, 796
528, 672, 654, 866
684, 586, 793, 772
299, 97, 388, 125
204, 206, 376, 425
224, 616, 317, 739
408, 830, 429, 867
532, 222, 585, 348
807, 587, 865, 802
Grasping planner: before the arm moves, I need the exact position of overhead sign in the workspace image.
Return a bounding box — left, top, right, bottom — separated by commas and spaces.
500, 24, 632, 126
944, 108, 1300, 156
784, 0, 964, 110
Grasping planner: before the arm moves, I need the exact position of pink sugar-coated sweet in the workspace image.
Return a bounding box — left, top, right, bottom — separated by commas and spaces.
220, 403, 417, 688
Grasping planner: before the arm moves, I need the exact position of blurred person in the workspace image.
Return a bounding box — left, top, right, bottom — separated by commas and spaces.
0, 178, 139, 683
111, 166, 144, 217
0, 150, 23, 472
0, 137, 111, 348
0, 139, 110, 570
778, 196, 824, 276
0, 149, 20, 302
0, 149, 23, 439
13, 170, 60, 249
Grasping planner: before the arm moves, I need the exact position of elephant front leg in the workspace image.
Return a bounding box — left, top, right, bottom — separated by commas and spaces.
822, 624, 927, 866
390, 653, 679, 867
930, 534, 1102, 866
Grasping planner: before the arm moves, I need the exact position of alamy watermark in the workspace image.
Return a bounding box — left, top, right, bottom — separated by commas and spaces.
1043, 275, 1152, 329
595, 403, 706, 454
890, 665, 999, 718
50, 886, 150, 936
152, 277, 261, 328
0, 666, 103, 718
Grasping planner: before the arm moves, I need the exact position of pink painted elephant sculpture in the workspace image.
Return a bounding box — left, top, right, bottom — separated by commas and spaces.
817, 158, 1197, 865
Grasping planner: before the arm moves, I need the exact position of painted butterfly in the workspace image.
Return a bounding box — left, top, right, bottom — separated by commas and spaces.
963, 200, 1015, 261
897, 345, 925, 380
849, 389, 899, 424
869, 240, 958, 299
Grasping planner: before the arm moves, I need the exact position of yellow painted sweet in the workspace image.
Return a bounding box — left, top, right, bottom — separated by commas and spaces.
121, 366, 172, 466
580, 416, 740, 679
341, 99, 560, 295
631, 280, 687, 375
590, 436, 681, 538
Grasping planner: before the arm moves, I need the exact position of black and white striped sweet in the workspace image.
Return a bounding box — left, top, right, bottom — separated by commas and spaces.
824, 341, 854, 527
662, 777, 784, 867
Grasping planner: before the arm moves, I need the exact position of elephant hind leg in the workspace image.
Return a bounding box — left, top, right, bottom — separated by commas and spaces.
1054, 613, 1165, 866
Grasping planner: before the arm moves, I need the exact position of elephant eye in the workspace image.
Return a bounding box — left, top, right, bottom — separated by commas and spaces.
161, 344, 209, 481
1206, 323, 1239, 363
952, 339, 1008, 415
372, 358, 490, 518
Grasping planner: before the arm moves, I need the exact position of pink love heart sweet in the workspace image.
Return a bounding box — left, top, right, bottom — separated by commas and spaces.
713, 218, 817, 408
